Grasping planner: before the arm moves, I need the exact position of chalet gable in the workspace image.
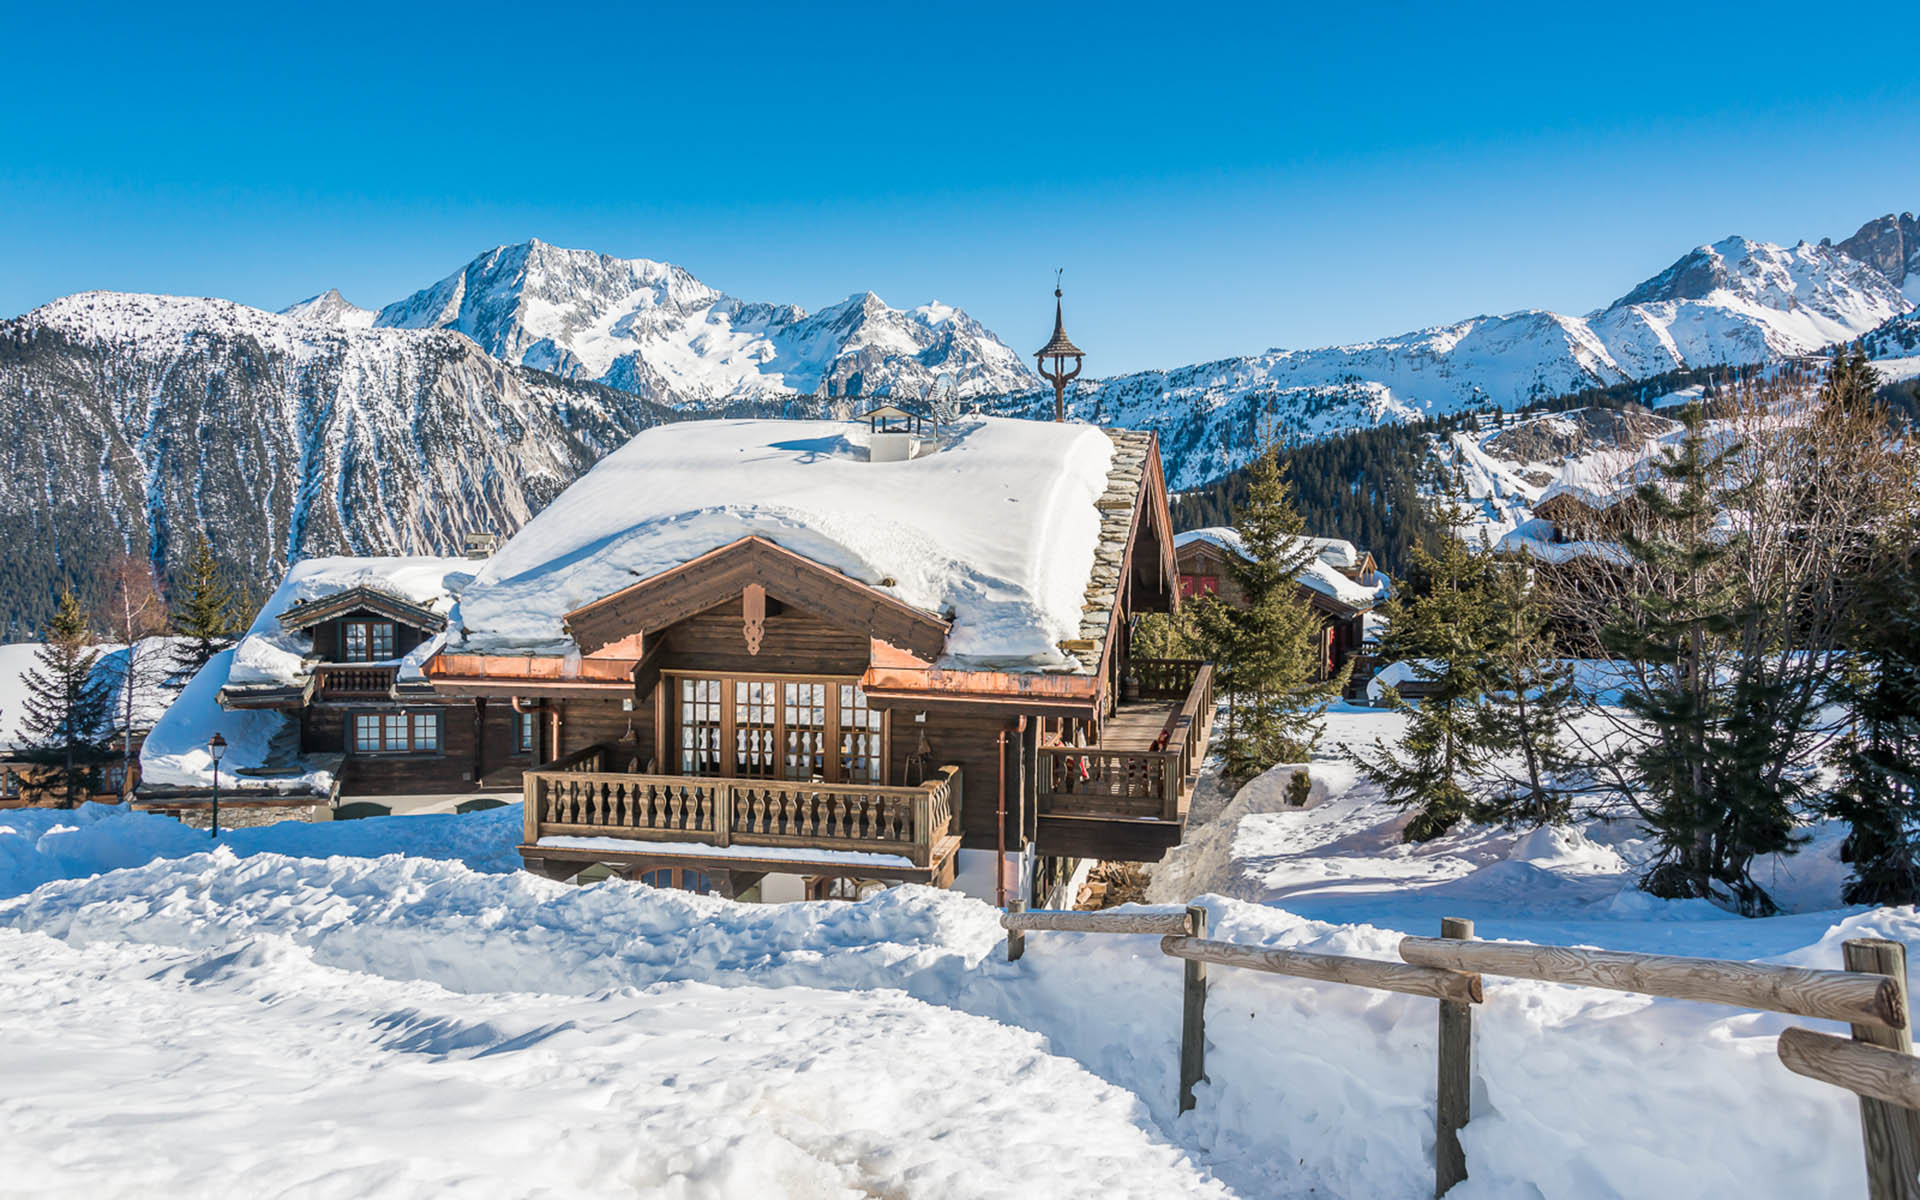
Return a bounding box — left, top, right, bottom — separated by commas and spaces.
277, 586, 448, 635
564, 535, 951, 663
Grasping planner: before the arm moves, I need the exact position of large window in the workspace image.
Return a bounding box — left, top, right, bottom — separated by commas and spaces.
672, 674, 885, 784
342, 620, 397, 662
353, 710, 440, 754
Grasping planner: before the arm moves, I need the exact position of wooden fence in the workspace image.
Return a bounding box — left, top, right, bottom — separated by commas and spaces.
1001, 905, 1920, 1199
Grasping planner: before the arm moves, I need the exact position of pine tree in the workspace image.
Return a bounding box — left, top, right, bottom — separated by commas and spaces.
1823, 353, 1920, 904
1604, 403, 1800, 914
19, 589, 110, 807
1476, 557, 1575, 826
169, 535, 242, 677
1192, 445, 1347, 782
1355, 486, 1502, 841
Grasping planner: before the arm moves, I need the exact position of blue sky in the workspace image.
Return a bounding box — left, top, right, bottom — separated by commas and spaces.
4, 1, 1916, 375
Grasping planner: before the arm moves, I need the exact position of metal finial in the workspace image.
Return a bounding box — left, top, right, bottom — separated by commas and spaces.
1055, 267, 1063, 298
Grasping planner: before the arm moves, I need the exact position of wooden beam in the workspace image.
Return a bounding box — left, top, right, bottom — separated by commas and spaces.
1001, 908, 1193, 936
1399, 936, 1904, 1029
1165, 935, 1483, 1004
1435, 917, 1474, 1197
1179, 905, 1208, 1114
1842, 939, 1920, 1200
1780, 1027, 1920, 1113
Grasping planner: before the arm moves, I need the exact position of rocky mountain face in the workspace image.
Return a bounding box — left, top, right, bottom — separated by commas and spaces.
279, 288, 375, 328
0, 292, 803, 629
1022, 216, 1916, 489
1835, 212, 1920, 300
372, 239, 1035, 402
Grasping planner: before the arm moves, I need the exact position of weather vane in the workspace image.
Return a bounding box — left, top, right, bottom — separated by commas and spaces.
1034, 269, 1084, 423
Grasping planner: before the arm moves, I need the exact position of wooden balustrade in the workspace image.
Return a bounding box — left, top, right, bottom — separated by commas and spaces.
1133, 657, 1207, 700
522, 747, 960, 868
1041, 661, 1216, 822
313, 665, 398, 697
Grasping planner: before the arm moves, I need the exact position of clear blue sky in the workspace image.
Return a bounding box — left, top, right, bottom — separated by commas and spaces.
4, 2, 1916, 376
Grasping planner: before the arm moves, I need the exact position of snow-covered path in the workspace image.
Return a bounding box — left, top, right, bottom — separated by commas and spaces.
0, 926, 1226, 1199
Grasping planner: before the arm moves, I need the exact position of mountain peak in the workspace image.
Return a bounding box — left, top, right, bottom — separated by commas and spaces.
280, 288, 375, 329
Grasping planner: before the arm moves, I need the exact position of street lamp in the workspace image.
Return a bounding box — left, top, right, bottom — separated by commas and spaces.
207, 732, 227, 840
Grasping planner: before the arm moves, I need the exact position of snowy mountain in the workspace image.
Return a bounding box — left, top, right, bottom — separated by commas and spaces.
0, 290, 805, 629
373, 239, 1035, 403
278, 288, 375, 328
1029, 216, 1916, 489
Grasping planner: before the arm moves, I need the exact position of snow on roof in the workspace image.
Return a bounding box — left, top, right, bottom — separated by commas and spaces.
0, 637, 189, 753
1172, 527, 1388, 609
227, 556, 475, 691
139, 648, 335, 794
1493, 520, 1632, 566
451, 417, 1119, 671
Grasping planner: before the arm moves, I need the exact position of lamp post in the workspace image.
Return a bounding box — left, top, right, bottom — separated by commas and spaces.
207, 732, 227, 839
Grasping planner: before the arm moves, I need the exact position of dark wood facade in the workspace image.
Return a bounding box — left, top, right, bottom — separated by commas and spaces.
1173, 537, 1376, 679
423, 429, 1215, 903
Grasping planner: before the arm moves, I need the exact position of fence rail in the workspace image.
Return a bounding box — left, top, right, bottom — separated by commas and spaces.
1001, 908, 1920, 1199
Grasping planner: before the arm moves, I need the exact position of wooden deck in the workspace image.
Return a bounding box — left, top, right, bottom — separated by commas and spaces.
517, 745, 964, 881
1035, 659, 1217, 846
1101, 702, 1182, 752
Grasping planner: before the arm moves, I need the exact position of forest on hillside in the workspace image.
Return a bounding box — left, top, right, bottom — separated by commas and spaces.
1170, 366, 1744, 577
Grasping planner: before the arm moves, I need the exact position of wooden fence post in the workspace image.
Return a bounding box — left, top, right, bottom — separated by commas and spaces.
1435, 916, 1474, 1197
1843, 939, 1920, 1200
1179, 904, 1208, 1113
1006, 897, 1027, 962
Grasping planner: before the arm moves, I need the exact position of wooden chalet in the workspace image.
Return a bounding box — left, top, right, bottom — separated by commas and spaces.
1172, 528, 1386, 680
420, 415, 1215, 905
204, 560, 543, 800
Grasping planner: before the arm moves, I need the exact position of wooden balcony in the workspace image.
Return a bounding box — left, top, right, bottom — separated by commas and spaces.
519, 742, 963, 878
312, 665, 398, 700
1038, 659, 1216, 829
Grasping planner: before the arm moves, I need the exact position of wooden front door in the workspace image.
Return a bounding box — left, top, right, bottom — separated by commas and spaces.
668, 673, 887, 784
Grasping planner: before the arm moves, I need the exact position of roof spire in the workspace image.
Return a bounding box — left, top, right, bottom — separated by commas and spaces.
1034, 269, 1084, 423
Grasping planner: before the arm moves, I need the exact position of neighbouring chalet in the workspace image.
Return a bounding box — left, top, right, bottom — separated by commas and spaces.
1172, 527, 1390, 681
152, 413, 1215, 906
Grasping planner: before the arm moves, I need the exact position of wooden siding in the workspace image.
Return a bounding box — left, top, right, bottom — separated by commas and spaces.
306, 610, 434, 664
305, 701, 542, 796
656, 604, 870, 677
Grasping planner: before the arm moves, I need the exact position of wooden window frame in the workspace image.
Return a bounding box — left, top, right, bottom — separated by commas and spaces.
513, 710, 537, 758
340, 618, 398, 663
351, 709, 443, 756
637, 865, 711, 894
663, 670, 889, 785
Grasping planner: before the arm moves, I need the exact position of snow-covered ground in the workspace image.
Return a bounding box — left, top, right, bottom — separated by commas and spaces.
0, 698, 1908, 1197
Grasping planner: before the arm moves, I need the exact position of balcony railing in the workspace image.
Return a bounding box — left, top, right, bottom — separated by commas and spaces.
313, 665, 398, 699
1039, 660, 1216, 822
522, 743, 961, 869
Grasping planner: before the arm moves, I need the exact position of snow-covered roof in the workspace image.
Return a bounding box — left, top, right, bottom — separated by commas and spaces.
226, 556, 475, 693
1492, 521, 1632, 566
451, 417, 1122, 672
1172, 527, 1389, 609
141, 556, 472, 794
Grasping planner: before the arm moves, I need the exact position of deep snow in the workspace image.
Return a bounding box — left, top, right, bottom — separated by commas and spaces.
0, 785, 1903, 1198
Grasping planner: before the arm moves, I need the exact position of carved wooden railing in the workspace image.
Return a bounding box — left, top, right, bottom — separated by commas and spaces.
523, 750, 961, 869
1133, 657, 1207, 701
1041, 662, 1216, 822
313, 665, 398, 698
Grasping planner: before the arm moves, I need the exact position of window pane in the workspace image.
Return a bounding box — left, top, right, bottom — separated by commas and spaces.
355, 714, 380, 751
413, 713, 437, 750
371, 623, 395, 659
345, 623, 368, 661
384, 714, 407, 749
